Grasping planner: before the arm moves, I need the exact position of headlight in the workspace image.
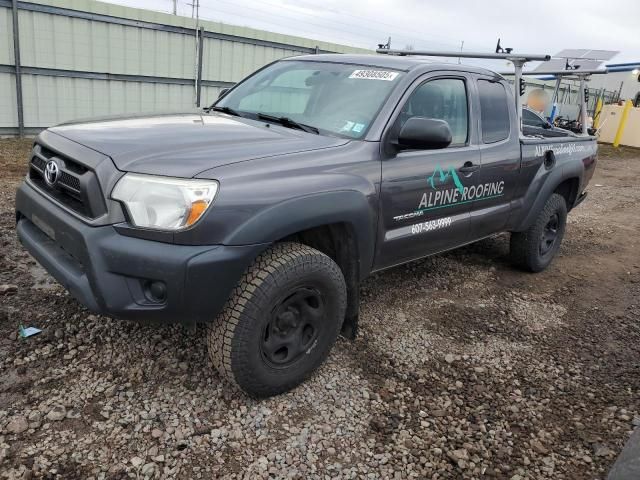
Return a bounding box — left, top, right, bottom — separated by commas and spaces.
111, 173, 219, 231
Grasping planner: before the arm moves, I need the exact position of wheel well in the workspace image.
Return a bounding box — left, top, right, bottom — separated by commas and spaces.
279, 223, 360, 339
554, 177, 580, 210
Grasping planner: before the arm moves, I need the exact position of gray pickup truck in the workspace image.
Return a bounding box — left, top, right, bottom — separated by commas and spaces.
15, 53, 597, 397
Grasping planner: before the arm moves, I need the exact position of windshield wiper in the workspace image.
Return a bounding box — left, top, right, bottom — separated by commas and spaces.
210, 105, 242, 117
256, 113, 319, 134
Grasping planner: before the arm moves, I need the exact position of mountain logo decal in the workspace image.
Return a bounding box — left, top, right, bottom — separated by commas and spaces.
427, 165, 464, 195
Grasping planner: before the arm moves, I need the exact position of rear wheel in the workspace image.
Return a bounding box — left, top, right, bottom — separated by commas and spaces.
207, 242, 346, 397
510, 193, 567, 272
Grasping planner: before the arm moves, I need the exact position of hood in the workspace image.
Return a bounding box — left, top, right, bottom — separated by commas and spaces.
50, 113, 349, 177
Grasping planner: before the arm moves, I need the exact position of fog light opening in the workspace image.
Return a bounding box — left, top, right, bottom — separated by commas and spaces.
146, 280, 167, 303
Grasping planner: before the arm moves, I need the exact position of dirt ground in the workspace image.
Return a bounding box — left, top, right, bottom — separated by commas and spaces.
0, 138, 639, 480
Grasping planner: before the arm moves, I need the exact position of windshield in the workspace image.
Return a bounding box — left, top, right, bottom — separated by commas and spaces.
215, 60, 404, 139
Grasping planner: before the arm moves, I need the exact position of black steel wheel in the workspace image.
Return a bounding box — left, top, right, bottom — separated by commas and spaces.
510, 193, 567, 272
539, 213, 560, 256
261, 287, 325, 368
207, 243, 346, 398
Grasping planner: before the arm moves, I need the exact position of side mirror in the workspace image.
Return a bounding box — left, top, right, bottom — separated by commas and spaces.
218, 88, 230, 99
397, 117, 452, 150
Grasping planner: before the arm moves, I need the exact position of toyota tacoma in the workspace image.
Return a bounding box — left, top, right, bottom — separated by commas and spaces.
15, 54, 597, 397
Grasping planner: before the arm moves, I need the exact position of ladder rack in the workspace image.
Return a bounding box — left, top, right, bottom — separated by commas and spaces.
376, 47, 552, 136
500, 69, 609, 133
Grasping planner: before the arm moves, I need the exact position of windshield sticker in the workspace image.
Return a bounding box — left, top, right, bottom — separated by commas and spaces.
349, 70, 399, 81
340, 121, 355, 132
352, 123, 365, 133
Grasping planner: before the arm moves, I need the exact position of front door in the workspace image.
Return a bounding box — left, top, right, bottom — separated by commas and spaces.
375, 75, 481, 270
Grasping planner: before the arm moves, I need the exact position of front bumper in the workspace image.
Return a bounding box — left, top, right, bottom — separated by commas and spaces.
15, 181, 267, 324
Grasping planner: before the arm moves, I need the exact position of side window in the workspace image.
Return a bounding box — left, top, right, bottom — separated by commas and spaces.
478, 80, 511, 143
523, 109, 546, 128
400, 78, 468, 145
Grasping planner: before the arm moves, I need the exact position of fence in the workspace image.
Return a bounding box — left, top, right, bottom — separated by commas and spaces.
0, 0, 369, 135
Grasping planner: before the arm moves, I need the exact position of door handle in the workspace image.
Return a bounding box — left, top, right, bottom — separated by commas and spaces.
458, 162, 480, 173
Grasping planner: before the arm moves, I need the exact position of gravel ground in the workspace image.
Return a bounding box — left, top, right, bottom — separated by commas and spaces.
1, 139, 639, 480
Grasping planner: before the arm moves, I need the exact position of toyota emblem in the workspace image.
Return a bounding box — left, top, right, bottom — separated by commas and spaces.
44, 160, 59, 186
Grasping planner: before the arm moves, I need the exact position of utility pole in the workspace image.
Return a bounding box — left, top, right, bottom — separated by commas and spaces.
188, 0, 201, 106
188, 0, 199, 19
11, 0, 24, 136
172, 0, 177, 15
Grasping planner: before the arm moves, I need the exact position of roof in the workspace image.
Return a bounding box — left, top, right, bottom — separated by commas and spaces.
287, 54, 501, 77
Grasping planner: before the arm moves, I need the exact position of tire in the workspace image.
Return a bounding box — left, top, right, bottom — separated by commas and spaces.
510, 193, 567, 273
207, 242, 347, 398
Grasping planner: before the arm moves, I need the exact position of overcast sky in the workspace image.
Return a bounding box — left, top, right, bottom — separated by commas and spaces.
102, 0, 639, 65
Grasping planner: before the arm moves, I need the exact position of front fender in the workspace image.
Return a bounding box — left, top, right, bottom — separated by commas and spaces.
223, 190, 377, 279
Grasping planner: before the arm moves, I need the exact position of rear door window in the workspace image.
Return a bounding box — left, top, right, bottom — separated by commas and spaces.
478, 80, 511, 143
523, 109, 547, 128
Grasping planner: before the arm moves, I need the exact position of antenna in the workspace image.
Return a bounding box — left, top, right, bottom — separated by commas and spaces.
187, 0, 199, 18
495, 38, 513, 54
377, 37, 391, 50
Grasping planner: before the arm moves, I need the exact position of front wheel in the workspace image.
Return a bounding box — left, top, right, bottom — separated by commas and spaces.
510, 193, 568, 272
207, 242, 347, 397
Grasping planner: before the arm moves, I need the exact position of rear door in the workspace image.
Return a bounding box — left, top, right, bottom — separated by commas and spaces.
467, 76, 522, 239
375, 73, 481, 270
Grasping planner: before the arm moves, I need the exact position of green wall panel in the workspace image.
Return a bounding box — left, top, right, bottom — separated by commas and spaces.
0, 6, 13, 65
21, 75, 195, 127
0, 73, 17, 127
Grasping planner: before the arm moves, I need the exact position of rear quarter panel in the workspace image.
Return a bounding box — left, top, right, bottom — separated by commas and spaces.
510, 136, 598, 231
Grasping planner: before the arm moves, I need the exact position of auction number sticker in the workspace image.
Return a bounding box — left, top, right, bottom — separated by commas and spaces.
411, 217, 452, 235
349, 69, 399, 81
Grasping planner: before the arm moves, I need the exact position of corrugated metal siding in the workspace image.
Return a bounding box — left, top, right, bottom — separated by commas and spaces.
0, 6, 13, 64
29, 0, 366, 54
21, 76, 195, 126
1, 0, 370, 130
201, 38, 304, 83
201, 85, 223, 108
0, 73, 18, 127
18, 10, 196, 77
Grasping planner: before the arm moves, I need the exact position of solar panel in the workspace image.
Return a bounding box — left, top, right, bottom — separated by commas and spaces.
532, 59, 569, 72
582, 50, 619, 61
532, 58, 609, 72
556, 49, 591, 59
567, 59, 605, 70
555, 49, 618, 61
